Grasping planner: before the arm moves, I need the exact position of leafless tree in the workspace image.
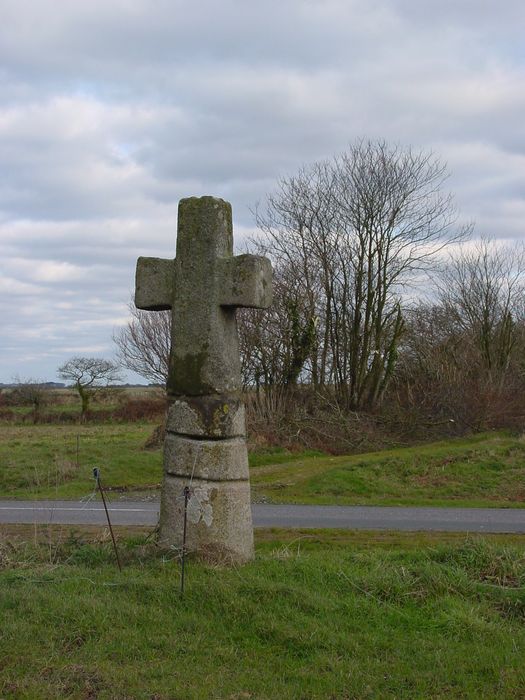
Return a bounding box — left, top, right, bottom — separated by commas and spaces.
58, 357, 122, 418
11, 376, 48, 422
114, 301, 171, 385
438, 238, 525, 381
397, 238, 525, 429
239, 262, 317, 389
255, 139, 469, 410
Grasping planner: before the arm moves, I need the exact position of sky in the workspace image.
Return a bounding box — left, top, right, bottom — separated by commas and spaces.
1, 0, 524, 383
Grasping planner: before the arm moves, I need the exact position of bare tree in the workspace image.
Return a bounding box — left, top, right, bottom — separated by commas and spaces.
397, 239, 525, 429
11, 376, 48, 423
239, 262, 317, 389
114, 301, 171, 385
438, 238, 525, 380
58, 357, 122, 418
255, 139, 469, 410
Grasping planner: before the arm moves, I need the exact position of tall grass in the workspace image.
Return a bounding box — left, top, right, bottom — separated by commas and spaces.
1, 530, 525, 698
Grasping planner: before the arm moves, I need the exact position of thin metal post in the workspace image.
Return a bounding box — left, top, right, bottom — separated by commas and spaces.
93, 467, 122, 572
180, 485, 190, 597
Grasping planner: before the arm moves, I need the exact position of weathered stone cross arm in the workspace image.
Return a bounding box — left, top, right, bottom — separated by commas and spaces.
218, 254, 272, 309
135, 253, 272, 311
134, 257, 174, 311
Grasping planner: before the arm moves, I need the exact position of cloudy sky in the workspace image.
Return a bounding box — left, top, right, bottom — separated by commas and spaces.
1, 0, 524, 383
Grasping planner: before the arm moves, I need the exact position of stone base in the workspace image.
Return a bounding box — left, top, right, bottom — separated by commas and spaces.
163, 433, 249, 480
158, 474, 254, 563
167, 395, 245, 438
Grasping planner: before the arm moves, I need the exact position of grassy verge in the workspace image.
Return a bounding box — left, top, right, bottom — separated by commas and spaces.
0, 423, 162, 499
2, 424, 525, 508
251, 432, 525, 507
1, 527, 525, 698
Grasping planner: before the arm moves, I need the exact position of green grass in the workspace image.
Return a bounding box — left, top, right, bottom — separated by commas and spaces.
0, 423, 162, 499
250, 432, 525, 507
1, 529, 525, 698
7, 402, 111, 418
248, 447, 326, 468
2, 424, 525, 508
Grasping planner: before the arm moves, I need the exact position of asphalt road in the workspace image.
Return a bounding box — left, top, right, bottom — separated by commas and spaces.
1, 500, 525, 533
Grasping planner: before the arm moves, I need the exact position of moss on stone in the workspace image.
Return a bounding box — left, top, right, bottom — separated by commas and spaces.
167, 349, 212, 395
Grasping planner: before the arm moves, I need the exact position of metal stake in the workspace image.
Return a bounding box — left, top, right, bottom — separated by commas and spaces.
93, 467, 122, 572
180, 485, 190, 598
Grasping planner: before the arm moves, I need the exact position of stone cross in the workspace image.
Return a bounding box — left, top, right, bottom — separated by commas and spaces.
135, 196, 272, 562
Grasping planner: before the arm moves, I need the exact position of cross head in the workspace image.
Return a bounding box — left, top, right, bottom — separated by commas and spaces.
135, 196, 272, 396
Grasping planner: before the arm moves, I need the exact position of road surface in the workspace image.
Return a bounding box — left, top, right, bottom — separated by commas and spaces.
1, 500, 525, 533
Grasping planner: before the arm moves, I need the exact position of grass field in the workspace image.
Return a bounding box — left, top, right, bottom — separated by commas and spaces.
1, 527, 525, 698
251, 432, 525, 508
1, 424, 525, 506
0, 423, 162, 499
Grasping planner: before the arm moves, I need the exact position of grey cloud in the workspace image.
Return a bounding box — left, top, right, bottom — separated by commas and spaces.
1, 0, 524, 382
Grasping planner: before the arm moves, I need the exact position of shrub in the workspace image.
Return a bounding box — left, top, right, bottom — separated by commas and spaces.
113, 397, 167, 422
